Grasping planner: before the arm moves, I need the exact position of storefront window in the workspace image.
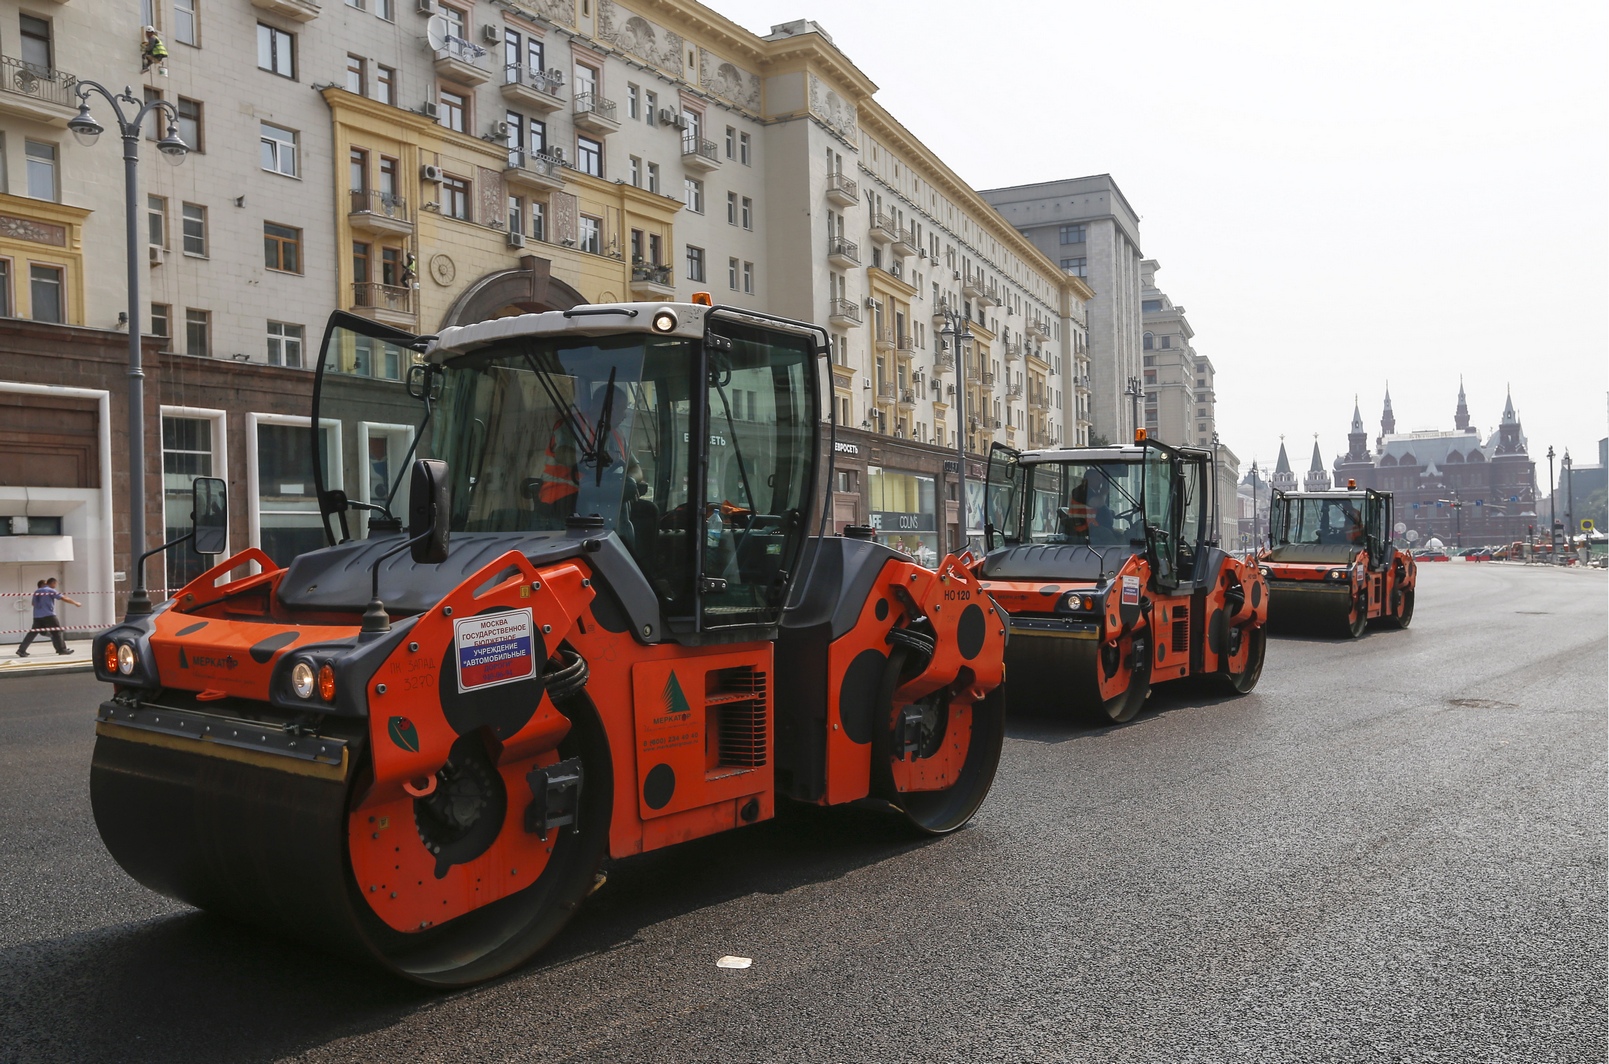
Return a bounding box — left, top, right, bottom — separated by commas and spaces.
868, 467, 939, 567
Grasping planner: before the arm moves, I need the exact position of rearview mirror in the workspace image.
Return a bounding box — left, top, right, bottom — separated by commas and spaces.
192, 477, 229, 555
408, 459, 450, 564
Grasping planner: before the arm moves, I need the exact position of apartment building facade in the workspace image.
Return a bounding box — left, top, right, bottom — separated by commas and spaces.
981, 174, 1142, 446
0, 0, 1080, 617
1140, 258, 1217, 449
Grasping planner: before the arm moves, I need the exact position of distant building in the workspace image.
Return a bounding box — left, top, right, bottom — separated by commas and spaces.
1303, 439, 1332, 492
1138, 259, 1215, 448
1333, 383, 1537, 547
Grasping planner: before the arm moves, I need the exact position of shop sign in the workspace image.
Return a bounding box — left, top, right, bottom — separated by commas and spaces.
870, 510, 936, 533
834, 441, 861, 456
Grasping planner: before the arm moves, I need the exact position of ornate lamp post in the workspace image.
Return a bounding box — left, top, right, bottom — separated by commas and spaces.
1545, 445, 1556, 563
938, 306, 974, 551
1562, 450, 1574, 548
67, 83, 190, 618
1124, 375, 1145, 438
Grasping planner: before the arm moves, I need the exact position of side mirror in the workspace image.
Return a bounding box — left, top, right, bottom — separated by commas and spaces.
408, 458, 450, 564
192, 477, 229, 556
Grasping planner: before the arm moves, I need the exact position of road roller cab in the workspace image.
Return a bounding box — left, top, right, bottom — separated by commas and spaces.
89, 303, 1007, 986
974, 435, 1269, 723
1260, 485, 1416, 637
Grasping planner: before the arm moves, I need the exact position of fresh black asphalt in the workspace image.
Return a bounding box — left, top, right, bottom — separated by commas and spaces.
0, 562, 1603, 1062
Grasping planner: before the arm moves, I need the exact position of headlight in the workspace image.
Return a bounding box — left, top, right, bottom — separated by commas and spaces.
291, 661, 316, 699
1259, 566, 1272, 579
651, 308, 678, 333
317, 663, 336, 702
1325, 568, 1350, 582
116, 643, 136, 675
1058, 591, 1097, 613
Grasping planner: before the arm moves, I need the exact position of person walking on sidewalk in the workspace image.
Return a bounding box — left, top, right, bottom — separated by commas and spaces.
16, 578, 81, 657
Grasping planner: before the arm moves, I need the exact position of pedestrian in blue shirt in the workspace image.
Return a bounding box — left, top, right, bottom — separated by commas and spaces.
16, 578, 81, 656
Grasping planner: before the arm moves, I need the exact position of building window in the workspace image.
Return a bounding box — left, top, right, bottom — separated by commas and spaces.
260, 122, 298, 176
742, 261, 754, 294
263, 222, 302, 273
345, 53, 365, 94
578, 214, 600, 254
24, 141, 56, 201
728, 256, 738, 289
530, 201, 545, 241
255, 418, 337, 563
257, 24, 295, 77
349, 147, 368, 191
726, 191, 737, 225
151, 303, 171, 346
28, 265, 62, 323
1160, 336, 1171, 349
628, 155, 641, 186
375, 0, 394, 19
626, 83, 639, 120
576, 135, 602, 176
741, 196, 753, 230
724, 125, 736, 158
1142, 332, 1154, 351
646, 162, 659, 194
267, 321, 305, 368
644, 90, 657, 125
1059, 224, 1085, 244
185, 309, 211, 357
181, 202, 207, 256
684, 178, 703, 213
161, 414, 219, 589
685, 244, 705, 283
376, 65, 396, 104
440, 174, 470, 220
0, 260, 12, 317
738, 131, 751, 165
19, 14, 51, 72
176, 97, 202, 152
438, 88, 467, 133
147, 195, 168, 248
1060, 257, 1086, 277
174, 0, 198, 46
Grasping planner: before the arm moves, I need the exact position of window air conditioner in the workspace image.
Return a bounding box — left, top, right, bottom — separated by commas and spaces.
657, 108, 678, 127
480, 23, 502, 44
862, 377, 871, 389
506, 230, 526, 248
488, 120, 510, 138
420, 163, 446, 182
420, 101, 439, 119
416, 0, 433, 13
864, 296, 876, 309
890, 263, 902, 278
148, 245, 165, 265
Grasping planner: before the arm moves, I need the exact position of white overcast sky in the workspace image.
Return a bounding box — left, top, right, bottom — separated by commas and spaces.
737, 0, 1609, 476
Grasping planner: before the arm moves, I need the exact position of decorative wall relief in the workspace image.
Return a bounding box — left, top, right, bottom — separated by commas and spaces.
506, 0, 575, 30
597, 2, 683, 76
477, 167, 505, 228
698, 49, 761, 113
0, 215, 67, 247
808, 73, 857, 139
549, 191, 579, 247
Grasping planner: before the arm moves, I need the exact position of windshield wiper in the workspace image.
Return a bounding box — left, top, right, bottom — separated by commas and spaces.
592, 366, 618, 485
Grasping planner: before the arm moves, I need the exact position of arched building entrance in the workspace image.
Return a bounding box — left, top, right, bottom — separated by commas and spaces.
440, 255, 586, 328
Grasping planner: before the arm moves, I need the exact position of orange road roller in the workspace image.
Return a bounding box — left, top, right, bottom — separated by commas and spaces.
1260, 484, 1416, 637
90, 303, 1007, 986
973, 435, 1268, 724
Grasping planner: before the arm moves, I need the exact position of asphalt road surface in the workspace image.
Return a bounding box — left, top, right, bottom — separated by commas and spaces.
1, 562, 1603, 1063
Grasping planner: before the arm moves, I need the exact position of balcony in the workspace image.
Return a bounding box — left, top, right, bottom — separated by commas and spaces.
250, 0, 320, 21
895, 334, 913, 358
931, 303, 952, 327
348, 190, 412, 235
962, 274, 984, 301
433, 40, 490, 86
826, 237, 859, 268
1029, 390, 1051, 412
572, 92, 619, 135
892, 226, 917, 258
501, 65, 564, 113
1026, 317, 1049, 340
350, 282, 414, 328
867, 212, 897, 245
986, 415, 1002, 430
965, 363, 981, 383
504, 150, 566, 192
981, 370, 996, 388
874, 327, 895, 353
630, 263, 674, 298
1003, 340, 1023, 363
932, 353, 954, 375
873, 381, 896, 404
1007, 380, 1024, 399
825, 171, 858, 207
681, 134, 720, 172
979, 283, 1001, 308
827, 298, 861, 328
0, 56, 77, 124
898, 390, 917, 410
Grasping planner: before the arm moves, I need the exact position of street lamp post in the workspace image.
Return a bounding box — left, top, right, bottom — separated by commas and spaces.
939, 306, 974, 552
1545, 445, 1556, 564
1562, 450, 1574, 548
1124, 376, 1145, 438
67, 83, 190, 618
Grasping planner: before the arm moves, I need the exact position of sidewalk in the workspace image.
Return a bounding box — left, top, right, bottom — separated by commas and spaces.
1, 638, 96, 677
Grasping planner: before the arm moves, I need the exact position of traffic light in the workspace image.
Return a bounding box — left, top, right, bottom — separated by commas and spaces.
1528, 524, 1535, 535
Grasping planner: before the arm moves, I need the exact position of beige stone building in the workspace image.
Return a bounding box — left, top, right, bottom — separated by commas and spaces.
1140, 258, 1216, 449
0, 0, 1084, 607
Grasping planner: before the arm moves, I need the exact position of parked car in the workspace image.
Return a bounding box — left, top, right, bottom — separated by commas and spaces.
1414, 549, 1451, 562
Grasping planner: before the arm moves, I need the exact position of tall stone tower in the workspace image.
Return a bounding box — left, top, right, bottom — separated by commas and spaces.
1271, 438, 1298, 493
1378, 385, 1396, 450
1454, 377, 1473, 434
1304, 438, 1332, 491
